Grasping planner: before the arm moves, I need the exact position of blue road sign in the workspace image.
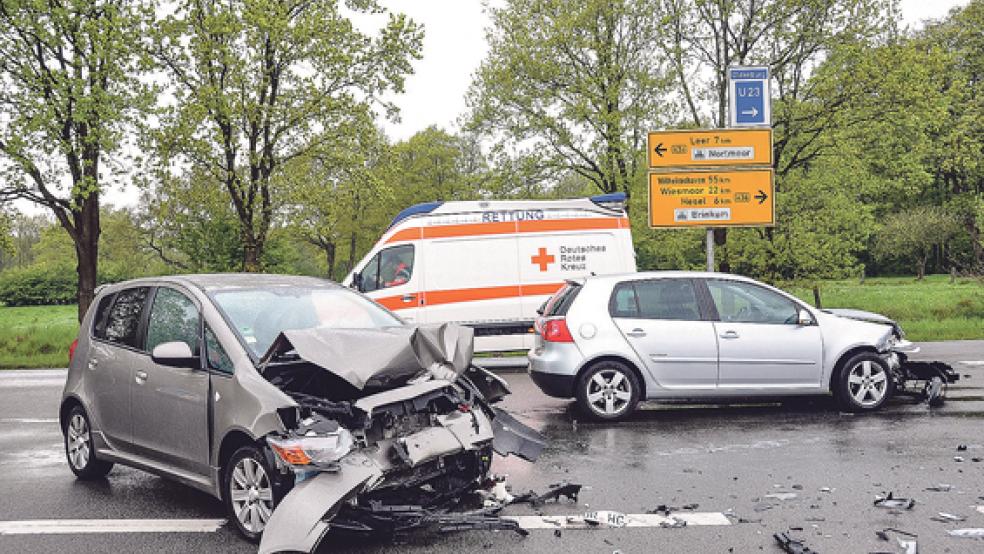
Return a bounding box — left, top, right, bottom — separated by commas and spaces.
728, 67, 770, 127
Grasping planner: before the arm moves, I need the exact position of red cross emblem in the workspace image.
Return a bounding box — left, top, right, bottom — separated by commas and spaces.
531, 247, 555, 272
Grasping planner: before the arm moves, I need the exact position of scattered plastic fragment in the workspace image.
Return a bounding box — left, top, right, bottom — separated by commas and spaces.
957, 445, 968, 451
658, 516, 687, 529
510, 482, 582, 507
874, 493, 915, 510
766, 492, 798, 501
925, 484, 952, 492
897, 537, 918, 554
931, 512, 966, 523
948, 528, 984, 538
819, 487, 832, 493
773, 531, 819, 554
954, 456, 965, 462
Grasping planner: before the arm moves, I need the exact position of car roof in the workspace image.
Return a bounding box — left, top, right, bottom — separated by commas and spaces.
98, 273, 340, 294
578, 271, 761, 285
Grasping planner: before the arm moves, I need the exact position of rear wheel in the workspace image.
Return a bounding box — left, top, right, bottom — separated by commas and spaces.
835, 353, 894, 412
64, 405, 113, 479
576, 361, 640, 421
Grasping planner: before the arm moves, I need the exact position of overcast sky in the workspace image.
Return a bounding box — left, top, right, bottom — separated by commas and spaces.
33, 0, 973, 211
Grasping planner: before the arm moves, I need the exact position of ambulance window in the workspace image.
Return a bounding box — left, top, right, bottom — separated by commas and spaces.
362, 245, 414, 293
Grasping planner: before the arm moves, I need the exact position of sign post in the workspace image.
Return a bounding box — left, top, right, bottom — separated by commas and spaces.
647, 66, 773, 271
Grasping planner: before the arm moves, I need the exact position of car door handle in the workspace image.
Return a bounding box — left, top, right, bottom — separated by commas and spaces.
719, 330, 740, 339
626, 328, 647, 338
135, 370, 148, 384
401, 294, 416, 303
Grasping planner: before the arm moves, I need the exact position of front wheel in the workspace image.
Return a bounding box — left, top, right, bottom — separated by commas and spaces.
223, 445, 288, 542
835, 353, 894, 412
64, 405, 113, 479
575, 361, 640, 421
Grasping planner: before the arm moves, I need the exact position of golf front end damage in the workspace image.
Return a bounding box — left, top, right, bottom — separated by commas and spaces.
255, 323, 546, 553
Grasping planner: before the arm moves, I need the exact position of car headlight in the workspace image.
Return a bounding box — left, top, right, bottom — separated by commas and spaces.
267, 428, 354, 469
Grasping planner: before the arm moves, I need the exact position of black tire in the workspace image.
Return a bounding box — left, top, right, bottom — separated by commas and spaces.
834, 352, 895, 412
575, 360, 641, 421
64, 404, 114, 479
223, 445, 290, 543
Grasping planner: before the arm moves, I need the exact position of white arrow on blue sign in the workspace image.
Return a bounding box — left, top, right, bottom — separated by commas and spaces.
728, 66, 770, 128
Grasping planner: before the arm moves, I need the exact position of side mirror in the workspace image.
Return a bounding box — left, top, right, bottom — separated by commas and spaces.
152, 341, 200, 369
351, 272, 362, 292
797, 309, 815, 326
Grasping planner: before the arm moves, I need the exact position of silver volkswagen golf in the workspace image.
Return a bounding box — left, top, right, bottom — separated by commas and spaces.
61, 274, 543, 552
529, 272, 957, 421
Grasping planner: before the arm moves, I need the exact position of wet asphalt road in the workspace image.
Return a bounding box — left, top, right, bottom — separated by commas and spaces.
2, 341, 984, 554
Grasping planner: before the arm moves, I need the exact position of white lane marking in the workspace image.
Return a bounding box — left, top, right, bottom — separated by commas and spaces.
959, 361, 984, 366
977, 506, 984, 515
0, 519, 226, 535
0, 418, 59, 424
504, 512, 731, 529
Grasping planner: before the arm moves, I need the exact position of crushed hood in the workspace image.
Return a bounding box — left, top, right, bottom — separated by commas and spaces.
824, 308, 903, 337
260, 323, 474, 390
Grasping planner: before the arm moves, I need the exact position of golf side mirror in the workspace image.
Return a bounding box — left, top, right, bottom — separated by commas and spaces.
151, 341, 200, 369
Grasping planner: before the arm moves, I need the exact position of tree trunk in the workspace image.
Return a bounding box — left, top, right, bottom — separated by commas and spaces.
242, 233, 263, 272
72, 193, 101, 322
324, 241, 337, 281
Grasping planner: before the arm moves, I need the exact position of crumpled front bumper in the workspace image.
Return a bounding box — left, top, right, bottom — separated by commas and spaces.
258, 402, 545, 554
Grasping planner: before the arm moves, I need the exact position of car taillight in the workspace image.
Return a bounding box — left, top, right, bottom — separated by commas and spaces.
542, 318, 574, 343
68, 339, 78, 364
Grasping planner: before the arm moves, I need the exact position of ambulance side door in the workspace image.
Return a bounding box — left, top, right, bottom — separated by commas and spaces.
357, 243, 422, 323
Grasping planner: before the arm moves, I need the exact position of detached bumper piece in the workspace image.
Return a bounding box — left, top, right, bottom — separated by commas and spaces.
331, 503, 528, 537
896, 360, 959, 407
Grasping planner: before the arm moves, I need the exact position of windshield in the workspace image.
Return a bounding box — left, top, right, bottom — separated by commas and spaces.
210, 286, 404, 356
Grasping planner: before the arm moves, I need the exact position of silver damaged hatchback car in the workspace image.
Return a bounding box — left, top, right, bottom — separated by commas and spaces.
61, 274, 545, 552
529, 272, 958, 421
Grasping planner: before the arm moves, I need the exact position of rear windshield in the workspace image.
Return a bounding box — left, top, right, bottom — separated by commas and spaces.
542, 282, 582, 317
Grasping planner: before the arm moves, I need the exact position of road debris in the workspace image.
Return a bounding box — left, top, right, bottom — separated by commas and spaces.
924, 484, 952, 492
896, 537, 918, 554
874, 493, 915, 510
510, 482, 582, 507
954, 456, 965, 462
765, 492, 798, 501
773, 531, 819, 554
930, 512, 966, 523
947, 528, 984, 538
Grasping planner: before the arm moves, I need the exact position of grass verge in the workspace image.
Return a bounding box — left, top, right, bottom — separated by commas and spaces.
0, 304, 78, 369
784, 274, 984, 342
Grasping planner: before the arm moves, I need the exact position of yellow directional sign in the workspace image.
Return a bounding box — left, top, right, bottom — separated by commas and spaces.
647, 129, 772, 169
648, 168, 775, 228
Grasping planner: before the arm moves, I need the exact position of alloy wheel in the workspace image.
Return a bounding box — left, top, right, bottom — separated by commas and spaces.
229, 457, 274, 534
67, 414, 91, 470
847, 360, 888, 407
586, 369, 633, 416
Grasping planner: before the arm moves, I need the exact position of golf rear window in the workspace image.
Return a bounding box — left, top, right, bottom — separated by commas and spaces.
543, 283, 582, 317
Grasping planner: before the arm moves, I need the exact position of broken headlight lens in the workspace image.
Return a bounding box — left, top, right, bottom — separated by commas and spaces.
267, 428, 354, 469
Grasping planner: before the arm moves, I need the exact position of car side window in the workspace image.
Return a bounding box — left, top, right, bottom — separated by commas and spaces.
204, 325, 234, 374
103, 287, 150, 348
609, 279, 701, 320
610, 283, 639, 317
361, 245, 414, 293
145, 287, 201, 355
635, 279, 701, 320
707, 280, 799, 325
91, 293, 116, 339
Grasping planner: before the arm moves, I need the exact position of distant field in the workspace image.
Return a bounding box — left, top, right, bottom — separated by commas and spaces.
785, 275, 984, 342
0, 305, 78, 369
0, 275, 981, 368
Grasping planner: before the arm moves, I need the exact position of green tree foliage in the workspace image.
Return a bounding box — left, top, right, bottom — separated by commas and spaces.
0, 0, 153, 319
467, 0, 672, 196
873, 206, 961, 279
149, 0, 423, 271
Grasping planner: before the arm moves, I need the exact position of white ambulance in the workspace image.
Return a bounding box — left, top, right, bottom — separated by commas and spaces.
343, 193, 636, 353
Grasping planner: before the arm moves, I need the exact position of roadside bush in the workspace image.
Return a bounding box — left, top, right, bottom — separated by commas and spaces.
0, 264, 77, 306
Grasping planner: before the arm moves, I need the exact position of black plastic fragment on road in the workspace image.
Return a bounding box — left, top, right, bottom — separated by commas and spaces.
510, 482, 582, 507
773, 531, 819, 554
